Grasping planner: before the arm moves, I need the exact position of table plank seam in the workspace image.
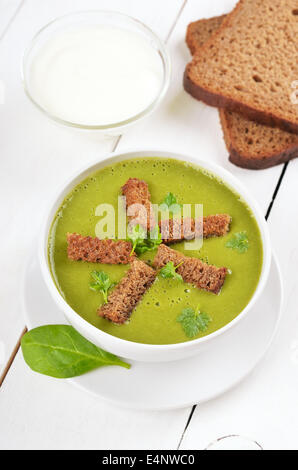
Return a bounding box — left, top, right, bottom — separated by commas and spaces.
0, 0, 25, 42
265, 162, 289, 220
0, 327, 27, 388
176, 404, 196, 449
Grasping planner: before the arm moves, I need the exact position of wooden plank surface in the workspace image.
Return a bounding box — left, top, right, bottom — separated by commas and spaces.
0, 0, 296, 450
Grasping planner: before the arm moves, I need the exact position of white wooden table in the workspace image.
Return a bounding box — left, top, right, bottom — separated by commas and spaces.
0, 0, 297, 450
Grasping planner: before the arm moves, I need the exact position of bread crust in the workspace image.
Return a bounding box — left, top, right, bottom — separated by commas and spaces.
184, 65, 298, 135
228, 146, 298, 169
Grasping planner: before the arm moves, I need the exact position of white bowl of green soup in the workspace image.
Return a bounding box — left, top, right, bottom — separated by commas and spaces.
40, 150, 271, 362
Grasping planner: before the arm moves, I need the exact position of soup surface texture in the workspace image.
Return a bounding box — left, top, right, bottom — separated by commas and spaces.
49, 158, 263, 344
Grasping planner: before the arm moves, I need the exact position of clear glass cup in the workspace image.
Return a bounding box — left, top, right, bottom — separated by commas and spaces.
22, 10, 171, 133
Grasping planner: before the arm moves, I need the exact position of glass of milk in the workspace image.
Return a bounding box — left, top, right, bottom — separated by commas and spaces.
22, 11, 171, 132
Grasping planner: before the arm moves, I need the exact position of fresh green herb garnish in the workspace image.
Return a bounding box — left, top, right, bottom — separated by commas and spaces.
137, 225, 162, 254
89, 271, 114, 303
127, 224, 147, 255
159, 261, 183, 281
226, 231, 249, 253
177, 305, 212, 338
21, 325, 130, 378
127, 224, 162, 255
160, 192, 182, 214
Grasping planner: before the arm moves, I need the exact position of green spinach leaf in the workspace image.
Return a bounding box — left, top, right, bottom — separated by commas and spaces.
21, 325, 130, 378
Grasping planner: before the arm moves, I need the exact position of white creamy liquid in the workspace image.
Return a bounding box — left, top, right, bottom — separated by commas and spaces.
29, 27, 164, 126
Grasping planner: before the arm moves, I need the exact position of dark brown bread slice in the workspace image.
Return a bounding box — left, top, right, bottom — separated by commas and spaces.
219, 109, 298, 169
153, 244, 227, 295
186, 13, 298, 169
159, 214, 231, 244
121, 177, 156, 231
184, 0, 298, 134
98, 259, 156, 323
67, 233, 134, 264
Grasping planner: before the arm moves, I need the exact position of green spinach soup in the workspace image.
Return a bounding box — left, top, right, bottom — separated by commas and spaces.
48, 158, 263, 344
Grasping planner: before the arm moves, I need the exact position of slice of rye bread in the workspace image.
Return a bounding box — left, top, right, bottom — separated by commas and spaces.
184, 0, 298, 134
186, 14, 298, 169
220, 109, 298, 169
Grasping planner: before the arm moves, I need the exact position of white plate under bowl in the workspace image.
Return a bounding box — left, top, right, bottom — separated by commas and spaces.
22, 251, 283, 410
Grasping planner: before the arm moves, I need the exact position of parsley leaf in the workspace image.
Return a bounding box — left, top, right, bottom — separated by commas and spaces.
225, 231, 249, 253
177, 305, 212, 338
127, 224, 147, 255
160, 192, 182, 214
159, 261, 183, 281
127, 224, 162, 255
89, 271, 115, 304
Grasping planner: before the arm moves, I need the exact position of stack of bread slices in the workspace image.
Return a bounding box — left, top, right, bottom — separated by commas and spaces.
184, 0, 298, 169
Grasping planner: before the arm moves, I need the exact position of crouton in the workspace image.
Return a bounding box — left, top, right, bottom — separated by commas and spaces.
121, 177, 156, 231
203, 214, 231, 238
98, 258, 156, 323
159, 214, 231, 244
153, 244, 227, 294
67, 233, 134, 264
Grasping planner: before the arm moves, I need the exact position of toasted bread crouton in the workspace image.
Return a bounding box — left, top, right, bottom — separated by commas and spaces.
98, 258, 156, 323
121, 177, 156, 231
159, 214, 231, 244
203, 214, 231, 238
67, 233, 134, 264
153, 244, 227, 295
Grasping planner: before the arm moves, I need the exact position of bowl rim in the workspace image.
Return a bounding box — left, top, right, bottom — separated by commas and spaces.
21, 10, 171, 131
39, 148, 272, 353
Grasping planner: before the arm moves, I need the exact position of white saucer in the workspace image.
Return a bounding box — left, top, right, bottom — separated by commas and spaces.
22, 253, 283, 410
